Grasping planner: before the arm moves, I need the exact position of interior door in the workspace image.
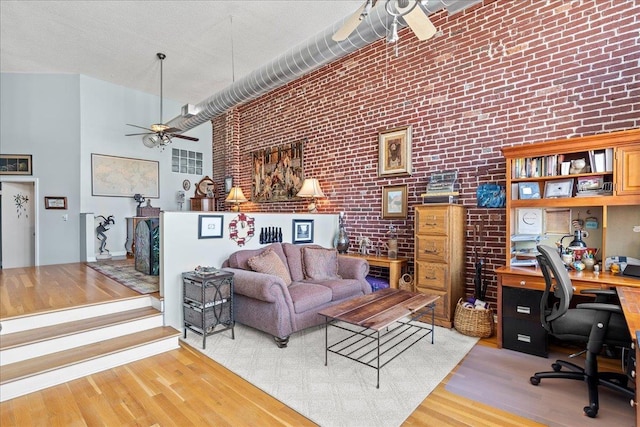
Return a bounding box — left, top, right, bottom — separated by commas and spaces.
1, 181, 35, 268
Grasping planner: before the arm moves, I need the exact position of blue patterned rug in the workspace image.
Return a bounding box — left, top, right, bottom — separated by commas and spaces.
86, 259, 159, 294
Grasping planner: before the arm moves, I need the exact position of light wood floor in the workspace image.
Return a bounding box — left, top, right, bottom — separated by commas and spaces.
0, 263, 609, 426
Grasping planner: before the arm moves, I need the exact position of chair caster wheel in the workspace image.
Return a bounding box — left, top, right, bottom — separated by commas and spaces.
551, 363, 562, 372
530, 376, 540, 386
583, 405, 598, 418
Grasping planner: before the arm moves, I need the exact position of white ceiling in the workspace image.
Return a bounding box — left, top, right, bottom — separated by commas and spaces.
0, 0, 364, 104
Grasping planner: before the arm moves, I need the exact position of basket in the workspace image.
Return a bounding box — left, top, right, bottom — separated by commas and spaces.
399, 273, 414, 291
454, 298, 493, 338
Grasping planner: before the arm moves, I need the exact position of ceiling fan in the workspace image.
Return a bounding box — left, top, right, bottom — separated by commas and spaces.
126, 52, 198, 148
332, 0, 437, 43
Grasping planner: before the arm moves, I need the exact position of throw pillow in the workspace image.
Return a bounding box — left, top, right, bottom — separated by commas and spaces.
302, 247, 341, 281
248, 248, 292, 285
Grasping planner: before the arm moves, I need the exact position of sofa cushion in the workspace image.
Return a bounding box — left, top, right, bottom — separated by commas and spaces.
282, 243, 321, 282
316, 278, 365, 301
247, 248, 292, 286
228, 243, 288, 272
302, 247, 341, 281
288, 282, 332, 313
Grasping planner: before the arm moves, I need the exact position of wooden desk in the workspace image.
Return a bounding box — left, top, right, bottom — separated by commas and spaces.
342, 254, 409, 289
496, 265, 640, 349
617, 286, 640, 424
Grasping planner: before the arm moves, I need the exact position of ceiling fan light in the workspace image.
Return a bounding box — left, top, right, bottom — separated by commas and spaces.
142, 134, 160, 148
150, 123, 169, 132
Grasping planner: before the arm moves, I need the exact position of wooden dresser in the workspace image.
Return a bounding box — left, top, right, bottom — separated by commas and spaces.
414, 204, 466, 328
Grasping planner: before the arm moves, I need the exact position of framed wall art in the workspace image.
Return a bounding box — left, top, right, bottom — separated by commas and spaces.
378, 126, 412, 176
382, 185, 408, 219
0, 154, 32, 175
516, 208, 543, 235
518, 182, 541, 199
198, 215, 224, 239
292, 219, 314, 244
44, 196, 67, 210
91, 154, 159, 198
251, 139, 305, 202
544, 208, 571, 235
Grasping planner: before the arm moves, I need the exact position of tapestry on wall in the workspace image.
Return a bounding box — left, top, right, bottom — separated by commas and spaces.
251, 139, 305, 202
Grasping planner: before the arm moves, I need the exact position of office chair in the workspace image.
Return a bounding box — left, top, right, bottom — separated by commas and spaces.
529, 245, 634, 418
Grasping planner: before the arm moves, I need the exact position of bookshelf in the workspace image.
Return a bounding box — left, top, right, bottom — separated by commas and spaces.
502, 128, 640, 267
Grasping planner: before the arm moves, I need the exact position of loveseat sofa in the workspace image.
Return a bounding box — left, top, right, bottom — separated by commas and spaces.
222, 242, 371, 347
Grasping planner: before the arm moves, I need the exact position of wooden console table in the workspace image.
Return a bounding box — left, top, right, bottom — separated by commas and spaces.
342, 254, 409, 289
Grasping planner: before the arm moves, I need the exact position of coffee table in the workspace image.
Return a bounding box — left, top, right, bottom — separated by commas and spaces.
318, 288, 439, 388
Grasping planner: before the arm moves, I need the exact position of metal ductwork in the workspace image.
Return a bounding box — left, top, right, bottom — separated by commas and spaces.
166, 0, 480, 133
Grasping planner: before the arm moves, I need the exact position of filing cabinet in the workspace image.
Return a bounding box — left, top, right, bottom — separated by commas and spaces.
502, 287, 548, 357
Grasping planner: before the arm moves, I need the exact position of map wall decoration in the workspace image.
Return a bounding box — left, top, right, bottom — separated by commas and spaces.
91, 154, 159, 198
251, 139, 305, 203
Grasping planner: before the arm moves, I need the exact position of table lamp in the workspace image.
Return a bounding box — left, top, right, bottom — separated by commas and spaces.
225, 186, 248, 211
296, 178, 325, 213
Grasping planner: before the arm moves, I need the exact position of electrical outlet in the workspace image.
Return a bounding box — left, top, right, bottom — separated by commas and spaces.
633, 225, 640, 233
62, 214, 68, 221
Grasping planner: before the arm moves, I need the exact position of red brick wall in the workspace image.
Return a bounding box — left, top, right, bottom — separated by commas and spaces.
212, 0, 640, 304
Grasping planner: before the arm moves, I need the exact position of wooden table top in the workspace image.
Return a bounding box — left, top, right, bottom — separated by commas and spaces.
617, 286, 640, 341
318, 288, 439, 331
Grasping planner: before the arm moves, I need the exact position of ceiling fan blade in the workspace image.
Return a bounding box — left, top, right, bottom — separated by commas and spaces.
332, 1, 376, 41
401, 3, 437, 41
126, 123, 154, 132
125, 132, 154, 136
163, 127, 182, 133
169, 134, 199, 142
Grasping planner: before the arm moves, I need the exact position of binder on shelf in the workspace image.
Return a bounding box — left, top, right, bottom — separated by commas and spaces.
594, 151, 605, 173
605, 148, 613, 171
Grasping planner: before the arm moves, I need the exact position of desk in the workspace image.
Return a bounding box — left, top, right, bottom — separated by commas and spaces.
616, 286, 640, 424
342, 254, 409, 289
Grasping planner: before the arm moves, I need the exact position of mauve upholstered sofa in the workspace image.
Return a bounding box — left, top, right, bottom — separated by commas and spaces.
222, 242, 371, 347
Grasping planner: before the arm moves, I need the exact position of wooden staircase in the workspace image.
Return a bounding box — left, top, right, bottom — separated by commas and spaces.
0, 294, 180, 402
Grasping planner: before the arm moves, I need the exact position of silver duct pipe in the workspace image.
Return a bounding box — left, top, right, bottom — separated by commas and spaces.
166, 0, 478, 132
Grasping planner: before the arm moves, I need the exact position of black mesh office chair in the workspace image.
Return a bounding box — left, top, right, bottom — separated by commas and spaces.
530, 245, 634, 418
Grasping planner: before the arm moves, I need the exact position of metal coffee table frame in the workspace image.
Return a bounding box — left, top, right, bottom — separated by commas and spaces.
322, 301, 436, 388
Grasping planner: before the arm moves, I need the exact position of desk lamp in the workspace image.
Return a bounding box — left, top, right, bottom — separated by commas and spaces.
296, 178, 325, 213
225, 186, 248, 212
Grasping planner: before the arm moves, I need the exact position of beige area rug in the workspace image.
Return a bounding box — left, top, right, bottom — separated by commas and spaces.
183, 322, 478, 427
86, 259, 159, 294
446, 345, 635, 426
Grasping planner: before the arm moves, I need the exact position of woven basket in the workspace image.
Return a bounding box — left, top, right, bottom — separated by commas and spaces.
454, 298, 493, 338
398, 273, 414, 292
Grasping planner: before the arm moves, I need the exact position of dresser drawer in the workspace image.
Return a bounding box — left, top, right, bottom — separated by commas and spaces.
503, 317, 548, 357
501, 274, 547, 290
416, 235, 448, 262
502, 287, 543, 320
415, 261, 448, 290
416, 207, 449, 235
416, 288, 448, 320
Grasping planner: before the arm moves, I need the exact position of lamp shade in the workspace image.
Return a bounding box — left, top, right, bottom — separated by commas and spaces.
296, 178, 325, 198
225, 186, 248, 204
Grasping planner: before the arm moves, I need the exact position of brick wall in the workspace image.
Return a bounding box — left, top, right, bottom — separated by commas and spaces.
212, 0, 640, 305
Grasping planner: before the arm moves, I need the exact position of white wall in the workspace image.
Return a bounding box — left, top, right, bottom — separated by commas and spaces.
1, 72, 212, 264
161, 211, 339, 330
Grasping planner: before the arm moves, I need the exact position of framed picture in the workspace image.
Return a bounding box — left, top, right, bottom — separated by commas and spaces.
251, 140, 304, 202
378, 126, 412, 176
198, 215, 224, 239
91, 154, 159, 198
224, 176, 233, 193
516, 208, 543, 235
382, 185, 408, 219
544, 208, 571, 235
544, 178, 574, 198
44, 196, 67, 210
518, 182, 541, 199
577, 175, 603, 192
0, 154, 32, 175
292, 219, 314, 244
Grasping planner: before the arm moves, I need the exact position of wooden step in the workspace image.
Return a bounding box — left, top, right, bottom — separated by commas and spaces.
0, 306, 161, 350
1, 326, 180, 384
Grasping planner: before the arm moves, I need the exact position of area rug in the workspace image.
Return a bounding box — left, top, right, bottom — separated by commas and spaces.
182, 322, 478, 427
445, 345, 635, 426
86, 259, 159, 294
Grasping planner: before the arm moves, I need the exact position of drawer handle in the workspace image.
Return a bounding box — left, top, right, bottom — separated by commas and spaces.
424, 222, 438, 226
424, 248, 439, 254
516, 306, 531, 315
519, 280, 526, 286
517, 334, 531, 343
424, 274, 437, 280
